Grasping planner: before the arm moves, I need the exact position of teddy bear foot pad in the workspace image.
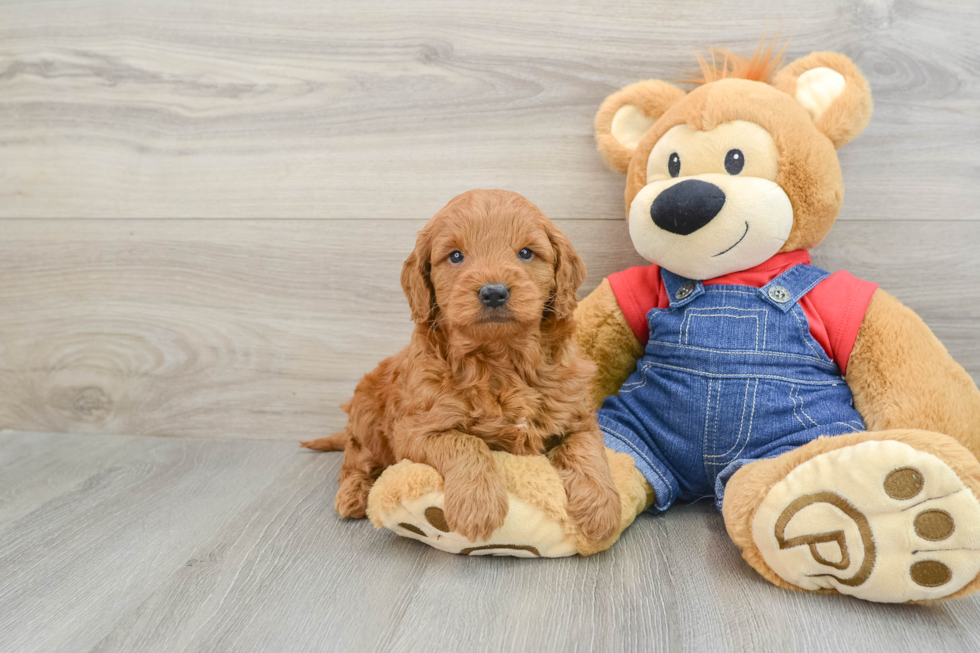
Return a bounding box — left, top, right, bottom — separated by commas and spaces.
751, 440, 980, 602
366, 450, 652, 557
376, 490, 577, 558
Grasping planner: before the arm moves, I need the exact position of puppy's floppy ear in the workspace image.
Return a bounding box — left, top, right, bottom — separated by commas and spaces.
401, 225, 436, 325
544, 221, 587, 321
595, 80, 687, 174
772, 52, 873, 148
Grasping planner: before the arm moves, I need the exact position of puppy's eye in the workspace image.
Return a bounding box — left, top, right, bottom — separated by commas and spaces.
725, 149, 745, 175
448, 250, 464, 265
668, 152, 681, 178
518, 248, 534, 261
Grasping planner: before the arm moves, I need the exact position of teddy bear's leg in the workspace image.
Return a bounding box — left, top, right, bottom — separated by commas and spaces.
722, 429, 980, 603
366, 449, 653, 557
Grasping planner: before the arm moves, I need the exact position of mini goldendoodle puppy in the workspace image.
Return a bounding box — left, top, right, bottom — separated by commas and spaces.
303, 189, 621, 543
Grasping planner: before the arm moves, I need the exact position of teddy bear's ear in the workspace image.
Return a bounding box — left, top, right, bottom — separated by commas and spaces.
595, 80, 687, 174
772, 52, 873, 148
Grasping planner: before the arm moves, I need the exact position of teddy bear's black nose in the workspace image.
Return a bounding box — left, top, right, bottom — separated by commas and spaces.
650, 179, 726, 236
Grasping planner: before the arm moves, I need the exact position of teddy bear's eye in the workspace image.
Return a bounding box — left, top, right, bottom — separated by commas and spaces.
725, 149, 745, 175
668, 152, 681, 178
448, 250, 464, 265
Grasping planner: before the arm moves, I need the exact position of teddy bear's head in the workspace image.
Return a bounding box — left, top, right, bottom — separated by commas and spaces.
595, 45, 873, 280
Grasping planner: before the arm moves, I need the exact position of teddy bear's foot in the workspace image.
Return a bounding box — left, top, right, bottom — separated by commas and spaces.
738, 433, 980, 603
378, 489, 574, 558
364, 449, 653, 557
366, 458, 578, 557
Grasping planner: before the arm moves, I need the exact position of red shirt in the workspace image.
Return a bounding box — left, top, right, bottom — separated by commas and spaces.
606, 251, 878, 375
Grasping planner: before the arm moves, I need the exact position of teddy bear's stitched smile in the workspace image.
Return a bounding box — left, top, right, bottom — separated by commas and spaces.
713, 221, 750, 257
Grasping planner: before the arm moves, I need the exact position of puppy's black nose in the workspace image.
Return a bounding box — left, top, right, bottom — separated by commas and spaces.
651, 179, 726, 235
479, 283, 510, 308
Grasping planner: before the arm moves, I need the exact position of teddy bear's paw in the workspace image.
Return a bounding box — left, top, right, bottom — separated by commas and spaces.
376, 490, 578, 558
751, 440, 980, 602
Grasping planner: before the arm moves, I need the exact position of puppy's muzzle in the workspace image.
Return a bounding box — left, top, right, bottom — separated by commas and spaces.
479, 283, 510, 308
650, 179, 726, 236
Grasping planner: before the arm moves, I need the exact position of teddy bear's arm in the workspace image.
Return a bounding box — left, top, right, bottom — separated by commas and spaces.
573, 279, 645, 409
846, 288, 980, 458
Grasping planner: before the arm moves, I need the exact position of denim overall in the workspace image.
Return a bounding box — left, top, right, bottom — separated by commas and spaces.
597, 264, 866, 512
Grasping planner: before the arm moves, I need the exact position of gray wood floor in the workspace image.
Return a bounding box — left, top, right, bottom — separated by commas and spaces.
1, 430, 979, 653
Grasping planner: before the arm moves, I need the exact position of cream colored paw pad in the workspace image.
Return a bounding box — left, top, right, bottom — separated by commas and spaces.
366, 452, 652, 557
752, 440, 980, 602
377, 491, 577, 558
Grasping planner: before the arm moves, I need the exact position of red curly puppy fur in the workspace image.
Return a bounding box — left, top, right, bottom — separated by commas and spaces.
302, 189, 621, 543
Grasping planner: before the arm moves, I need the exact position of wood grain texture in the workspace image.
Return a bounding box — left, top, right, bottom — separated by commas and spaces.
0, 219, 977, 440
0, 0, 977, 441
0, 0, 978, 221
0, 430, 978, 653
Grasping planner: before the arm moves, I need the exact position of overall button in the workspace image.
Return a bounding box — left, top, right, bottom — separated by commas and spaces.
675, 282, 696, 300
768, 285, 792, 303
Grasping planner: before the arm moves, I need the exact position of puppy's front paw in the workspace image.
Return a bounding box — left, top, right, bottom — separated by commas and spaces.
443, 470, 509, 542
567, 478, 621, 544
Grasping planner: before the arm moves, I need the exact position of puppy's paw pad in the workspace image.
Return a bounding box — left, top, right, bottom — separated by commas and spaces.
752, 440, 980, 602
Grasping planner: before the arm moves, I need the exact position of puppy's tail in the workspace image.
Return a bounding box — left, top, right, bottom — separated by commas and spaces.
300, 432, 347, 451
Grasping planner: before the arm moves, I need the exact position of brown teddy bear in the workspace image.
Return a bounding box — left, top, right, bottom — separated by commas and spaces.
366, 44, 980, 604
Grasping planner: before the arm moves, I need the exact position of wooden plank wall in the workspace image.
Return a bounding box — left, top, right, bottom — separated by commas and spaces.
1, 0, 977, 440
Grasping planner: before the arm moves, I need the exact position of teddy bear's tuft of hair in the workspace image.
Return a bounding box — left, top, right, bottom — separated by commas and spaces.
689, 37, 789, 86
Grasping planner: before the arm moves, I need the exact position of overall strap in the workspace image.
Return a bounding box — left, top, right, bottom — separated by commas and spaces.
758, 264, 831, 312
660, 269, 704, 308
